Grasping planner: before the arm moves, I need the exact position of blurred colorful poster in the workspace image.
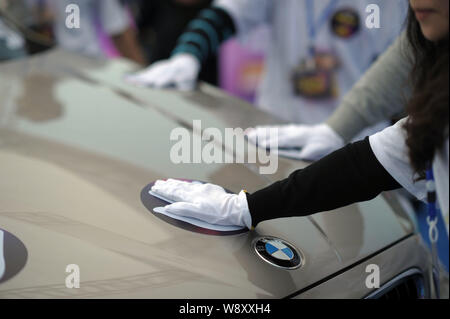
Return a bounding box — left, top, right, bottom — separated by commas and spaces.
219, 26, 269, 103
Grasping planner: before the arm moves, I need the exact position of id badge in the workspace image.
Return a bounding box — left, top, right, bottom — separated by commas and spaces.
292, 52, 340, 100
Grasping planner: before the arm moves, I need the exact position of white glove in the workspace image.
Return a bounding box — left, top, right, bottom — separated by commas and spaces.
151, 179, 252, 229
246, 123, 345, 161
0, 230, 5, 281
124, 54, 201, 91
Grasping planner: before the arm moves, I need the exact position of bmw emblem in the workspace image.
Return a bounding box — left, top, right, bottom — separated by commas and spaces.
253, 237, 302, 270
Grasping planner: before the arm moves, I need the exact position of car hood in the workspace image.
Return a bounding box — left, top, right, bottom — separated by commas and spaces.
0, 50, 414, 298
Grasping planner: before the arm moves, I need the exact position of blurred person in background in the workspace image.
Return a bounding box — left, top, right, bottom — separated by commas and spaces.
126, 0, 408, 127
131, 0, 218, 85
1, 0, 147, 64
246, 31, 413, 161
38, 0, 146, 64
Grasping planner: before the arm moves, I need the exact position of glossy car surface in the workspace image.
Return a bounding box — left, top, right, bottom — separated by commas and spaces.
0, 50, 432, 298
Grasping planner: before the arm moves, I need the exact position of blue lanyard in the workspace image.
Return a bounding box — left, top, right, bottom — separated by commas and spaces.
426, 165, 440, 245
426, 167, 438, 220
426, 165, 441, 298
305, 0, 339, 55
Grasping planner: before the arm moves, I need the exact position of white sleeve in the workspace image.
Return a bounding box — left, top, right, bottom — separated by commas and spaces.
369, 118, 427, 202
98, 0, 129, 36
213, 0, 271, 35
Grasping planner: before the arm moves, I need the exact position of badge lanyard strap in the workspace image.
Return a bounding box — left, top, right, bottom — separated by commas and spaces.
305, 0, 339, 57
426, 165, 440, 298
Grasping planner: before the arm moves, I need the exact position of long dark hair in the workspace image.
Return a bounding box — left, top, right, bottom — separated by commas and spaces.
404, 6, 449, 178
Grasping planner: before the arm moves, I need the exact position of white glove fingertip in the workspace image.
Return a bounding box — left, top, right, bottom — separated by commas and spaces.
165, 202, 203, 219
151, 180, 166, 191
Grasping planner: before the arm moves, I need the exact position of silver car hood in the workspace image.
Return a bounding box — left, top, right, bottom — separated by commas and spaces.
0, 50, 414, 298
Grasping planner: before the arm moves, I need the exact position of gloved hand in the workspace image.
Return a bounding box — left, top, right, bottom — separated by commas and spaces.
246, 123, 345, 161
0, 230, 5, 280
124, 54, 201, 91
151, 179, 252, 229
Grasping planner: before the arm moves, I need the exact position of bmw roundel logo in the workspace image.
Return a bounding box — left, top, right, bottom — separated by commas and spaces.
253, 237, 302, 269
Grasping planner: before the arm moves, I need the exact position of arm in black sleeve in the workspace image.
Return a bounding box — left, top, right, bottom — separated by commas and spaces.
247, 137, 401, 227
171, 6, 236, 63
